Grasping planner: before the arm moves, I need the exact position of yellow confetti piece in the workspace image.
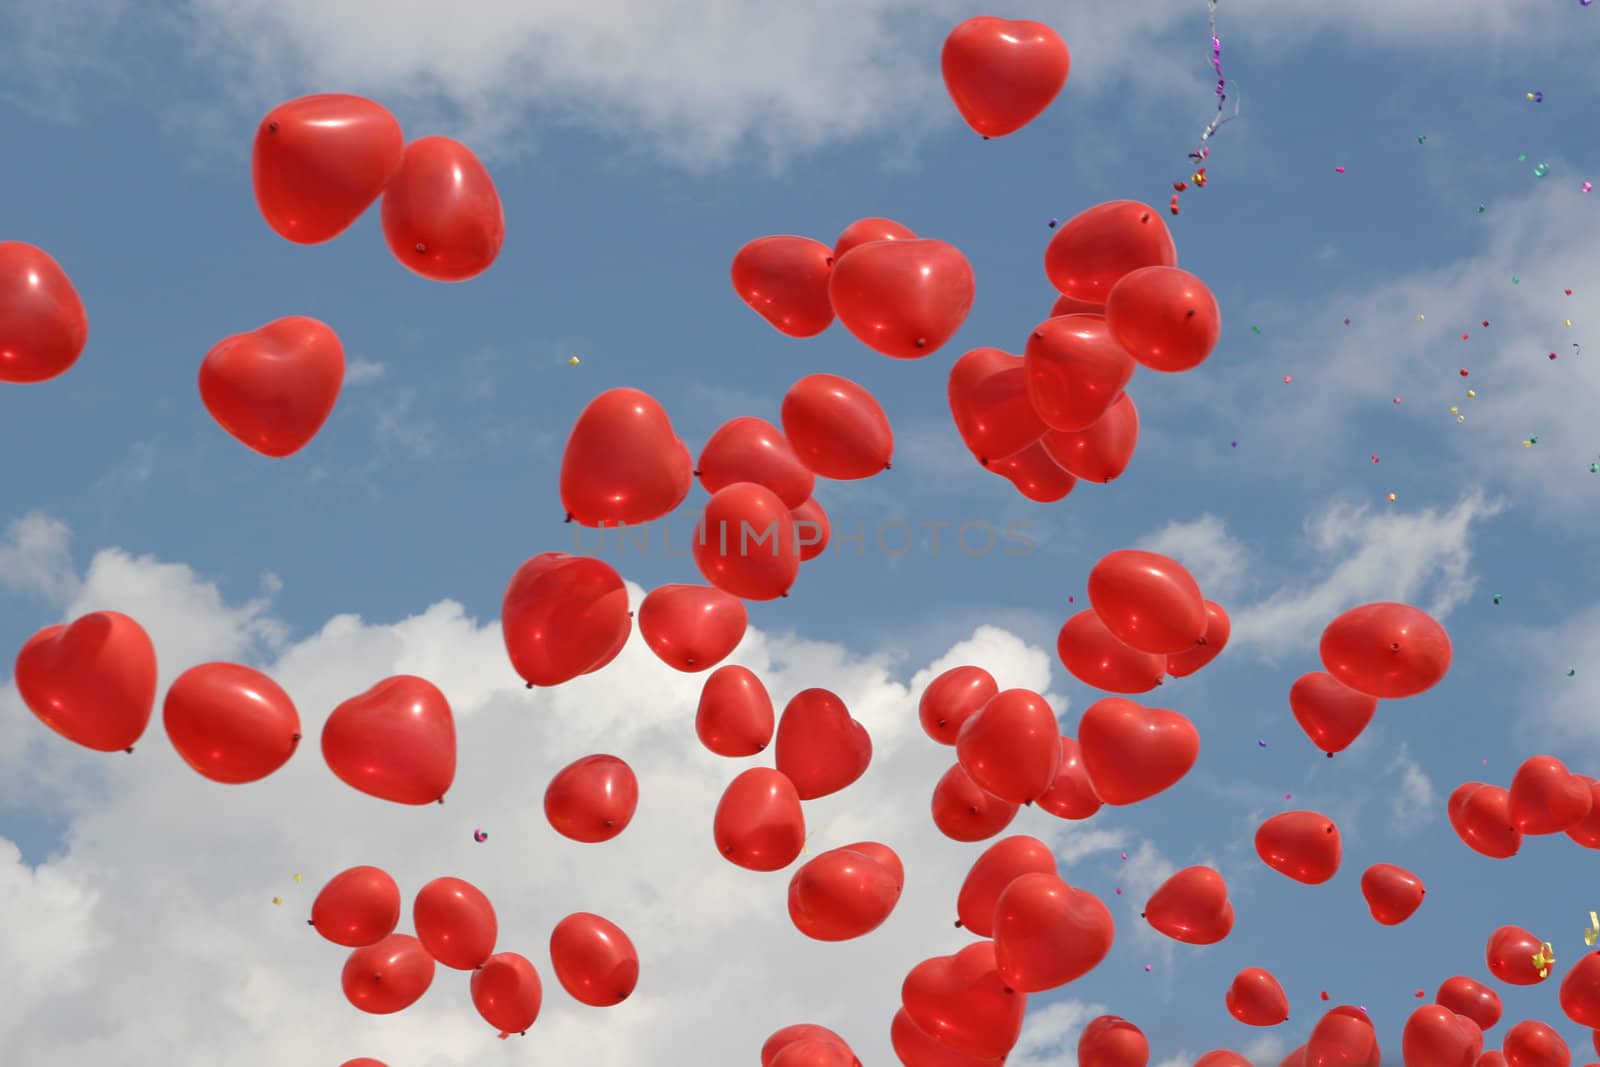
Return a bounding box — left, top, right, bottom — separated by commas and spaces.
292, 873, 302, 884
1585, 912, 1598, 947
1565, 320, 1573, 328
271, 896, 282, 906
1416, 314, 1426, 322
1532, 942, 1556, 978
569, 356, 581, 366
1467, 390, 1477, 398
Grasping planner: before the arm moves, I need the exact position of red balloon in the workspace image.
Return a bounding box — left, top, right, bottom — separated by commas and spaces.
788, 844, 903, 941
920, 665, 999, 745
890, 1008, 1002, 1066
341, 1060, 388, 1067
14, 611, 157, 752
1437, 976, 1503, 1032
342, 934, 435, 1014
545, 754, 638, 843
985, 440, 1078, 502
1052, 292, 1104, 317
696, 665, 775, 757
1561, 952, 1600, 1028
714, 768, 806, 871
1308, 1005, 1380, 1067
1105, 266, 1222, 373
957, 835, 1058, 937
829, 238, 975, 359
994, 872, 1115, 992
1361, 863, 1425, 925
764, 1025, 859, 1067
1024, 314, 1136, 431
1282, 1048, 1308, 1067
1502, 1021, 1570, 1067
730, 236, 836, 338
1449, 782, 1523, 859
1166, 600, 1230, 678
1087, 549, 1207, 655
1404, 1004, 1484, 1067
699, 416, 815, 508
1478, 1055, 1509, 1067
1077, 697, 1199, 805
1487, 926, 1550, 987
834, 217, 918, 261
1319, 601, 1453, 699
1510, 755, 1593, 834
931, 763, 1020, 842
694, 483, 801, 600
955, 688, 1061, 804
500, 552, 631, 688
1564, 777, 1600, 849
471, 951, 542, 1034
162, 662, 300, 783
1044, 200, 1178, 304
414, 877, 497, 970
775, 688, 872, 800
1255, 810, 1342, 884
1078, 1014, 1149, 1067
251, 93, 403, 244
312, 865, 402, 948
321, 675, 455, 804
1196, 1054, 1253, 1067
380, 136, 504, 281
1290, 671, 1378, 755
560, 387, 693, 527
1040, 391, 1139, 483
771, 1040, 857, 1067
939, 17, 1070, 138
781, 374, 894, 479
1035, 736, 1103, 820
198, 316, 344, 457
948, 347, 1048, 464
1144, 866, 1233, 945
1056, 610, 1167, 693
1227, 967, 1290, 1027
793, 496, 831, 561
549, 912, 638, 1006
0, 241, 89, 383
638, 583, 747, 672
901, 941, 1026, 1060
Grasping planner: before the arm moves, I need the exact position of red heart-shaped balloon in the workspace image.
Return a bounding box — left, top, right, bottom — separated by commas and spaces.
696, 665, 775, 757
713, 768, 806, 871
902, 941, 1027, 1060
782, 374, 894, 480
940, 17, 1070, 138
14, 611, 157, 752
1166, 600, 1231, 678
548, 912, 638, 1007
1041, 391, 1139, 483
1560, 951, 1600, 1030
698, 416, 815, 508
312, 865, 402, 948
1045, 201, 1178, 304
833, 217, 917, 261
1448, 782, 1523, 859
920, 665, 1000, 746
1307, 1006, 1380, 1067
341, 934, 435, 1015
1055, 610, 1167, 694
787, 843, 903, 941
561, 387, 693, 526
829, 238, 975, 359
1289, 671, 1378, 755
775, 688, 872, 800
948, 347, 1047, 465
321, 675, 456, 804
1360, 863, 1425, 926
955, 688, 1061, 804
500, 552, 632, 687
162, 662, 301, 784
1052, 292, 1104, 317
1435, 975, 1502, 1032
1078, 1014, 1149, 1067
1502, 1020, 1569, 1067
544, 754, 638, 843
1077, 697, 1199, 805
1319, 601, 1453, 699
1487, 925, 1550, 986
1227, 967, 1290, 1027
1195, 1053, 1252, 1067
380, 136, 505, 282
931, 763, 1020, 843
0, 241, 89, 383
637, 583, 747, 672
1087, 549, 1207, 655
730, 235, 836, 338
1035, 736, 1103, 820
470, 950, 543, 1034
1510, 754, 1594, 834
1025, 314, 1136, 431
993, 873, 1115, 993
1255, 810, 1342, 884
769, 1038, 856, 1067
694, 483, 802, 601
1402, 1004, 1482, 1067
1105, 265, 1223, 374
986, 441, 1078, 502
890, 1008, 1002, 1067
1144, 865, 1233, 944
199, 316, 344, 457
251, 93, 404, 245
792, 496, 830, 561
957, 835, 1057, 936
763, 1026, 859, 1067
1564, 775, 1600, 849
414, 875, 498, 970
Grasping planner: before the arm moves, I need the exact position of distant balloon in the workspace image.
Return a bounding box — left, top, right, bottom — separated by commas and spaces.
0, 241, 90, 384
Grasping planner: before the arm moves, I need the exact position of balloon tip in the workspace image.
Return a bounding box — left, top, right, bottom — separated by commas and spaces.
977, 458, 988, 468
290, 732, 302, 743
1326, 751, 1334, 758
564, 513, 574, 524
526, 682, 535, 689
1186, 308, 1196, 318
605, 819, 616, 828
692, 469, 701, 477
125, 747, 135, 754
437, 797, 446, 805
825, 256, 834, 267
1140, 212, 1151, 223
266, 120, 278, 133
883, 462, 892, 471
915, 337, 927, 348
953, 920, 962, 928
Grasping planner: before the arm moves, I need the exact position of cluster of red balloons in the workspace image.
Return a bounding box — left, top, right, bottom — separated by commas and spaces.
1449, 752, 1600, 862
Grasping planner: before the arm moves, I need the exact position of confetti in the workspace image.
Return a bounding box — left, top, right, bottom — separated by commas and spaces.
1144, 965, 1153, 972
1121, 852, 1128, 860
1417, 136, 1427, 144
1371, 455, 1380, 463
1230, 440, 1238, 448
1460, 369, 1469, 377
1461, 333, 1469, 340
1048, 217, 1060, 228
1467, 390, 1476, 398
569, 356, 581, 366
1251, 325, 1262, 334
1535, 163, 1551, 179
1513, 276, 1520, 284
1284, 793, 1292, 800
474, 829, 488, 842
1550, 352, 1559, 360
1343, 317, 1351, 325
1565, 319, 1573, 327
1386, 493, 1397, 502
1570, 669, 1578, 677
271, 896, 282, 906
1320, 992, 1330, 1001
1115, 887, 1123, 895
1417, 314, 1426, 321
1257, 739, 1267, 747
1527, 91, 1544, 103
1586, 912, 1598, 947
1283, 375, 1293, 384
1393, 397, 1403, 404
1476, 205, 1487, 214
1335, 166, 1346, 174
1585, 182, 1594, 193
292, 873, 301, 884
1533, 942, 1555, 978
1415, 990, 1426, 998
1493, 594, 1503, 605
1187, 0, 1240, 166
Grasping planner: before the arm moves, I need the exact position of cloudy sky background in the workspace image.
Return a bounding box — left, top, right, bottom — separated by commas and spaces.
1, 0, 1598, 1064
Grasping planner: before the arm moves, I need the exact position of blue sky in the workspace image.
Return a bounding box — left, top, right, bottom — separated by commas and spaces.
1, 1, 1599, 1064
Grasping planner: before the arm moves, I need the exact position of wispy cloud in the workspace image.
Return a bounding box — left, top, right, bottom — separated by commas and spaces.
0, 512, 80, 606
343, 359, 386, 386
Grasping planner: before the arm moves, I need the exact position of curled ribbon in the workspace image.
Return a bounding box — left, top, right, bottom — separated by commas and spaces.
1532, 942, 1556, 978
1585, 912, 1598, 947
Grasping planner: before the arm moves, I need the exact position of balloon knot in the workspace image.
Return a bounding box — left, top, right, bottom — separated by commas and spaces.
1195, 636, 1207, 646
564, 513, 574, 524
1139, 212, 1151, 223
977, 458, 989, 468
824, 256, 835, 268
605, 819, 615, 828
437, 797, 446, 805
968, 805, 980, 815
526, 682, 535, 689
266, 121, 279, 133
1325, 825, 1333, 833
1186, 308, 1196, 318
692, 469, 701, 477
883, 462, 893, 471
1141, 912, 1146, 918
982, 136, 990, 141
685, 658, 696, 666
1389, 642, 1401, 652
125, 747, 135, 754
953, 920, 963, 928
414, 242, 427, 254
1326, 751, 1334, 758
1032, 331, 1044, 340
915, 337, 927, 348
307, 920, 315, 926
937, 719, 947, 728
290, 732, 302, 743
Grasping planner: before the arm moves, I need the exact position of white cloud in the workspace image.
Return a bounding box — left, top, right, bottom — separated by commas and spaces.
1010, 997, 1104, 1067
1387, 742, 1436, 833
344, 359, 387, 386
0, 518, 1114, 1066
1135, 514, 1249, 600
0, 512, 79, 605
